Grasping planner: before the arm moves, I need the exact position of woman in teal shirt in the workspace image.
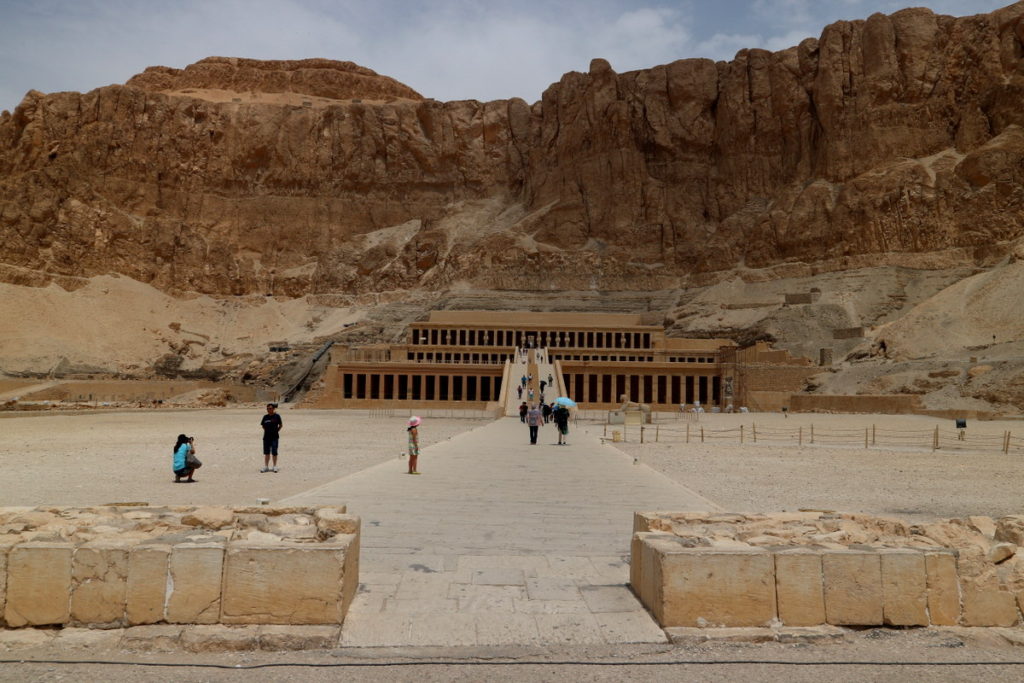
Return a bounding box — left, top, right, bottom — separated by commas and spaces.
173, 434, 200, 483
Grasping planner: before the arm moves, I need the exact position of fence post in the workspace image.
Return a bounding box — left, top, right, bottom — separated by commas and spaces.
686, 423, 690, 444
933, 426, 939, 451
656, 425, 660, 442
872, 424, 876, 446
811, 424, 814, 444
1005, 431, 1011, 455
640, 425, 644, 444
753, 423, 757, 443
701, 427, 704, 444
799, 426, 802, 446
865, 428, 869, 449
740, 425, 744, 444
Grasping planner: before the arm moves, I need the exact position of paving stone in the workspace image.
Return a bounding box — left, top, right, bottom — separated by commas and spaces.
449, 584, 523, 612
383, 598, 459, 614
0, 628, 56, 650
339, 612, 414, 647
394, 572, 452, 599
534, 612, 605, 644
593, 611, 667, 643
475, 612, 542, 645
472, 568, 525, 586
348, 593, 387, 614
407, 613, 478, 646
514, 598, 590, 614
580, 584, 641, 613
775, 625, 848, 643
526, 577, 580, 601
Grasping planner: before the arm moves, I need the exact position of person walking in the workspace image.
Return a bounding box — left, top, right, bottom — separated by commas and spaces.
553, 404, 570, 445
528, 387, 535, 402
407, 416, 421, 474
519, 401, 528, 423
526, 404, 543, 445
172, 434, 201, 482
540, 379, 547, 393
547, 373, 553, 386
542, 402, 552, 424
521, 374, 527, 388
260, 403, 283, 473
517, 385, 523, 400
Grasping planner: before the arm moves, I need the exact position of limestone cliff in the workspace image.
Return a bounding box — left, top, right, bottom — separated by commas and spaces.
2, 4, 1024, 296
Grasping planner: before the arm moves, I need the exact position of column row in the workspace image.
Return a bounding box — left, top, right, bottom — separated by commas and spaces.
342, 373, 503, 403
410, 328, 653, 349
561, 372, 722, 406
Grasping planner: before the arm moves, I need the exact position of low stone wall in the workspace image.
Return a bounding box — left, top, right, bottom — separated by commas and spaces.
0, 505, 360, 629
632, 511, 1024, 629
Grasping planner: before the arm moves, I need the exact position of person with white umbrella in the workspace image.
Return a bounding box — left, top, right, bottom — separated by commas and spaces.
552, 397, 575, 445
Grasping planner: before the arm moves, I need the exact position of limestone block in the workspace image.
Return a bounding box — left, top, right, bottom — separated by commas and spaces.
629, 533, 644, 601
121, 625, 184, 651
181, 507, 234, 530
636, 534, 676, 623
166, 543, 224, 624
879, 550, 928, 626
924, 551, 961, 626
314, 509, 360, 536
775, 550, 825, 626
341, 533, 360, 616
987, 543, 1016, 564
822, 551, 883, 626
181, 624, 260, 652
126, 544, 170, 625
995, 516, 1024, 546
258, 624, 341, 650
70, 542, 130, 627
962, 587, 1019, 627
967, 516, 997, 538
4, 542, 74, 627
221, 542, 350, 624
661, 550, 776, 627
0, 537, 20, 627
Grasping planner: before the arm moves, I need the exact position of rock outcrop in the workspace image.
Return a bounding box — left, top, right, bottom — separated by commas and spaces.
2, 4, 1024, 296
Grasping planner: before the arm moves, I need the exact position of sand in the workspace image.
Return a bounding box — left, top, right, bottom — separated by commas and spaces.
608, 412, 1024, 521
0, 408, 486, 507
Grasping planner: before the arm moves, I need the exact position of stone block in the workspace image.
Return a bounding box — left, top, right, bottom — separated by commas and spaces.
0, 537, 18, 627
166, 542, 224, 624
181, 624, 260, 652
879, 550, 928, 626
314, 509, 360, 536
341, 533, 360, 615
70, 542, 130, 627
222, 542, 350, 624
126, 544, 170, 625
638, 534, 671, 623
661, 550, 776, 627
629, 533, 643, 599
121, 624, 184, 651
774, 550, 825, 626
4, 542, 74, 627
0, 628, 56, 650
258, 624, 341, 650
924, 551, 960, 626
181, 506, 234, 529
961, 587, 1019, 627
822, 551, 883, 626
54, 627, 125, 650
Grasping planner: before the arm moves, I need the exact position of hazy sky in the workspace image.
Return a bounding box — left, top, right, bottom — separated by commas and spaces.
0, 0, 1010, 111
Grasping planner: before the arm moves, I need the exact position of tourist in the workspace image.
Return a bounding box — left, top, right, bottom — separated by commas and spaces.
521, 374, 527, 388
260, 403, 283, 473
526, 404, 543, 444
517, 384, 523, 400
407, 416, 421, 474
542, 402, 552, 424
528, 387, 535, 402
553, 404, 570, 445
173, 434, 201, 483
547, 373, 553, 386
519, 401, 528, 422
540, 379, 547, 393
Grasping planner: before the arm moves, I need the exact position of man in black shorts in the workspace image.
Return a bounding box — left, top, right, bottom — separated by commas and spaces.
260, 403, 283, 473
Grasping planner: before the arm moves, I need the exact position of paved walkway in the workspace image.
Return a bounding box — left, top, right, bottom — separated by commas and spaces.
283, 416, 720, 647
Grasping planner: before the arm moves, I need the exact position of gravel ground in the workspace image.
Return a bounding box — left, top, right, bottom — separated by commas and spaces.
0, 408, 486, 507
607, 412, 1024, 521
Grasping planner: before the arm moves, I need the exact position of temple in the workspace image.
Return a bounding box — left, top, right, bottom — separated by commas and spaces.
309, 311, 818, 412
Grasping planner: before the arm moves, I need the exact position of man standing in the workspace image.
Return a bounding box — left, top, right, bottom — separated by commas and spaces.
260, 403, 283, 473
526, 404, 543, 445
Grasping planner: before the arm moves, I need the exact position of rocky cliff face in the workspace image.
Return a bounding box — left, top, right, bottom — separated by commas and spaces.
2, 4, 1024, 296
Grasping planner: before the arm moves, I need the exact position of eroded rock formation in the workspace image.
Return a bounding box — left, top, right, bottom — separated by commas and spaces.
2, 4, 1024, 296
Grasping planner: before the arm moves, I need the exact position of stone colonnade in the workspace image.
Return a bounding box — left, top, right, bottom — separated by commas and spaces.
339, 368, 504, 403
560, 368, 722, 407
409, 326, 655, 350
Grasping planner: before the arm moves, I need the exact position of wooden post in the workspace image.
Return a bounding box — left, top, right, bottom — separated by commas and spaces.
640, 425, 644, 444
656, 424, 660, 442
810, 424, 814, 444
799, 426, 802, 446
933, 425, 939, 451
686, 422, 690, 444
865, 428, 869, 449
604, 423, 607, 437
753, 423, 757, 443
740, 425, 744, 444
872, 424, 876, 446
700, 426, 704, 443
1005, 431, 1011, 455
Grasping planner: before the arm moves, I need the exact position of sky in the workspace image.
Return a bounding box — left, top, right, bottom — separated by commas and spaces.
0, 0, 1011, 111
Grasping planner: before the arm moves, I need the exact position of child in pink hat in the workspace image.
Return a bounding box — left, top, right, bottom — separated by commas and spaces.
407, 416, 421, 474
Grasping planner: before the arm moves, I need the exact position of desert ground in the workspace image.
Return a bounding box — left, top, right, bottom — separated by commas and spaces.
0, 408, 487, 507
3, 408, 1021, 520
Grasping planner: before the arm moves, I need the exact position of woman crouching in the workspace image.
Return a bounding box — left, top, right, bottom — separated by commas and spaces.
173, 434, 202, 483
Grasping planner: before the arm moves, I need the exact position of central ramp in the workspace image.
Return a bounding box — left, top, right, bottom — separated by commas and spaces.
284, 416, 718, 646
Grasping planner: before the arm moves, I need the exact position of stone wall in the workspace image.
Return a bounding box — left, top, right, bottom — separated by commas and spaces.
632, 511, 1024, 629
0, 505, 360, 629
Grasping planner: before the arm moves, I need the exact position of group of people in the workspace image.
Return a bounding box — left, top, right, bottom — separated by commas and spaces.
522, 401, 571, 445
172, 402, 283, 482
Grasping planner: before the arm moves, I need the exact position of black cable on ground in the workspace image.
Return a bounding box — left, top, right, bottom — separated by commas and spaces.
1, 658, 1024, 669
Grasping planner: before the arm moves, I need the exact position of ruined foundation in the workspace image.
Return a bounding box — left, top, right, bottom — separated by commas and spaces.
632, 512, 1024, 629
0, 505, 360, 629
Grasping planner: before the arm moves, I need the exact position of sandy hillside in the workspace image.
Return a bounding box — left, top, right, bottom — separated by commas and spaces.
0, 275, 361, 375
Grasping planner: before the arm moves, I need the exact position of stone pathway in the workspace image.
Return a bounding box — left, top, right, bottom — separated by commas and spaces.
283, 416, 720, 647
